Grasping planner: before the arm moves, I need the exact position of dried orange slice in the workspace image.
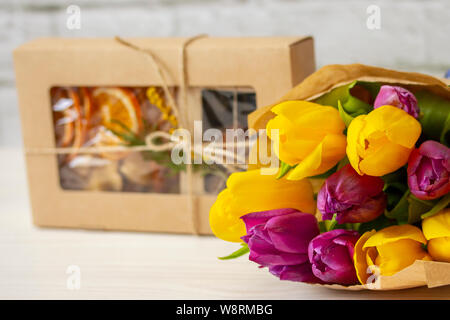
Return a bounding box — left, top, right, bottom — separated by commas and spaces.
92, 87, 142, 137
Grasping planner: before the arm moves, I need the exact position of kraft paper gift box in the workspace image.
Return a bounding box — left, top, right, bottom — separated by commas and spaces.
13, 36, 315, 235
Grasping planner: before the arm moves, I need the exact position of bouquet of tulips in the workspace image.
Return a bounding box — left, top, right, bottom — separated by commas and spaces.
209, 64, 450, 290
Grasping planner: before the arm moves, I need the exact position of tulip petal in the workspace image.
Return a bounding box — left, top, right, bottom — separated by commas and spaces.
365, 247, 378, 268
374, 86, 420, 118
320, 243, 352, 271
266, 115, 300, 165
422, 208, 450, 240
359, 140, 412, 176
408, 141, 450, 200
241, 208, 297, 233
278, 137, 323, 165
210, 169, 316, 242
265, 212, 319, 254
287, 133, 347, 180
360, 105, 421, 149
271, 100, 318, 119
210, 189, 247, 243
347, 105, 421, 176
269, 263, 323, 283
384, 107, 422, 149
375, 239, 431, 276
287, 141, 323, 180
308, 229, 359, 285
363, 225, 427, 248
271, 101, 345, 134
420, 140, 450, 161
267, 100, 347, 178
353, 230, 376, 284
248, 233, 309, 266
427, 237, 450, 262
346, 115, 366, 175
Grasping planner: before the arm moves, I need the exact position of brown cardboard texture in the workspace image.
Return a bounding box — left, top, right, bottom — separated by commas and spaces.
13, 36, 315, 235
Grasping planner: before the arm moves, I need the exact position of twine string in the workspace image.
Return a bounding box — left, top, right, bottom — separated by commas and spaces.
25, 35, 248, 235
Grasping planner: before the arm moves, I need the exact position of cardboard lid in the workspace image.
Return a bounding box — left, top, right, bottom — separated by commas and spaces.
14, 36, 312, 52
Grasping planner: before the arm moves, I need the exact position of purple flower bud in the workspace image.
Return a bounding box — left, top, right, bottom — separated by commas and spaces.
308, 229, 360, 285
374, 85, 419, 118
317, 164, 387, 224
407, 140, 450, 200
241, 208, 322, 283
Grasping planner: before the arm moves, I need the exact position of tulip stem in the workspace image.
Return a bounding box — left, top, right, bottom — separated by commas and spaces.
421, 194, 450, 219
327, 214, 338, 231
386, 190, 410, 220
218, 243, 250, 260
409, 195, 435, 208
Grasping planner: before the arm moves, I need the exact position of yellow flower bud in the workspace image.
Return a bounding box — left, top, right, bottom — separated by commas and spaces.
354, 225, 431, 284
266, 101, 347, 180
347, 105, 421, 176
209, 169, 316, 242
422, 208, 450, 262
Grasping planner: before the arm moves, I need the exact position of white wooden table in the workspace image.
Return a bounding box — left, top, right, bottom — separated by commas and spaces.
0, 148, 449, 300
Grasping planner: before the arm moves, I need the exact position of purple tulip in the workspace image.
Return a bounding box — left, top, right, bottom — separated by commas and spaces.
317, 164, 387, 223
407, 140, 450, 200
241, 208, 322, 283
308, 229, 360, 285
374, 85, 419, 118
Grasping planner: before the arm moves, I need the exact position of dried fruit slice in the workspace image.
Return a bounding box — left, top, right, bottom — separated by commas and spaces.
92, 87, 142, 136
52, 87, 84, 150
80, 87, 93, 125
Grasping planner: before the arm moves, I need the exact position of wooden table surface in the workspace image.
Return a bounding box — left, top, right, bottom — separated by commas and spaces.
0, 148, 449, 300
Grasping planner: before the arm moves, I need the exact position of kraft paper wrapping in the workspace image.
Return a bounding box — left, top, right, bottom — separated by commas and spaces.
248, 64, 450, 290
249, 63, 450, 131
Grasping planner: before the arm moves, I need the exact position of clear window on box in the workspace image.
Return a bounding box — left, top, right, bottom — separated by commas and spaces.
50, 86, 257, 194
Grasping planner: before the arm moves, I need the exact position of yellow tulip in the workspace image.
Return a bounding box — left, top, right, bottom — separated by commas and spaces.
209, 168, 316, 242
422, 208, 450, 262
347, 105, 422, 176
266, 101, 347, 180
354, 225, 432, 284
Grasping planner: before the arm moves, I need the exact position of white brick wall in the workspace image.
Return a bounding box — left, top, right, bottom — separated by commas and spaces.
1, 0, 449, 146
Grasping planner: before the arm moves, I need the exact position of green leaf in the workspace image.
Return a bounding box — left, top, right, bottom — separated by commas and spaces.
407, 195, 435, 224
384, 189, 442, 224
381, 168, 407, 186
218, 243, 250, 260
383, 182, 407, 193
415, 90, 450, 142
336, 156, 350, 171
358, 215, 395, 234
421, 194, 450, 219
276, 161, 295, 179
338, 100, 355, 127
381, 168, 408, 210
314, 81, 375, 116
309, 163, 339, 179
318, 221, 327, 233
440, 113, 450, 146
328, 214, 338, 231
385, 190, 410, 224
319, 216, 360, 233
319, 214, 360, 233
319, 219, 337, 233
